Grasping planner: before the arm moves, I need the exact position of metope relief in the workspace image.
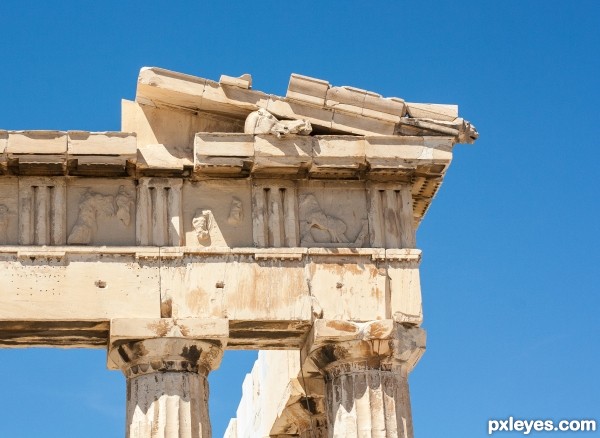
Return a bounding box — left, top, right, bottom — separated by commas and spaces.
182, 180, 252, 248
192, 198, 243, 247
299, 193, 368, 247
68, 185, 134, 245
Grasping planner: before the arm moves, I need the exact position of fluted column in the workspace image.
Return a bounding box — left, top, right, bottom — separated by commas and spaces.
108, 319, 228, 438
303, 320, 425, 438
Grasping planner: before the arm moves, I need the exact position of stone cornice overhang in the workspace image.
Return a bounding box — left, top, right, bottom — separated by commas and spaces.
0, 130, 136, 176
0, 130, 450, 226
0, 130, 452, 180
136, 67, 478, 142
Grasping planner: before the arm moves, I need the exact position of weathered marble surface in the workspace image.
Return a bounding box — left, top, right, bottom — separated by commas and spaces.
0, 66, 478, 438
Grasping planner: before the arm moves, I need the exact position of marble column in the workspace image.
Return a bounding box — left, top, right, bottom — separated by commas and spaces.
303, 320, 425, 438
108, 319, 227, 438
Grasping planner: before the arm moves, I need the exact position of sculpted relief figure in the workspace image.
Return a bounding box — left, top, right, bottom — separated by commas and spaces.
0, 205, 9, 244
299, 194, 369, 247
192, 209, 214, 244
244, 108, 312, 137
67, 186, 133, 245
227, 198, 243, 226
299, 194, 349, 245
115, 186, 133, 226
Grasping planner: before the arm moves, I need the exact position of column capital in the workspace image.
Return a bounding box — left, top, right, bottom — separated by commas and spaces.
107, 318, 228, 377
301, 319, 425, 377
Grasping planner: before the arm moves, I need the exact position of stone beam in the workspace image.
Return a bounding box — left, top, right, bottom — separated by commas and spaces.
0, 247, 423, 349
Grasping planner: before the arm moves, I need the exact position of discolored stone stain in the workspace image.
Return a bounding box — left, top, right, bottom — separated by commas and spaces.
366, 321, 390, 339
126, 380, 131, 402
310, 343, 342, 372
366, 353, 382, 370
342, 262, 365, 276
147, 319, 170, 337
186, 287, 208, 315
152, 401, 160, 435
300, 397, 319, 415
326, 320, 356, 333
94, 280, 107, 288
179, 324, 190, 337
385, 208, 400, 237
181, 345, 201, 365
160, 298, 173, 318
357, 340, 374, 358
371, 265, 385, 279
133, 341, 149, 358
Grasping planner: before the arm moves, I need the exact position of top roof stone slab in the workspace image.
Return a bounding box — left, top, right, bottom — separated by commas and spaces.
136, 67, 478, 143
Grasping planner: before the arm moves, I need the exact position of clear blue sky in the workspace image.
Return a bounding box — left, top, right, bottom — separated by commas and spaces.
0, 1, 598, 437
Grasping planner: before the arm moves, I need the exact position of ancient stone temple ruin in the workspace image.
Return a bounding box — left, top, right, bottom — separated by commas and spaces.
0, 67, 477, 437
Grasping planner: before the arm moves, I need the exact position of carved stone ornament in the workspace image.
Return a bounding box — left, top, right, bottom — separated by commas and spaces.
300, 194, 348, 244
115, 185, 133, 226
244, 108, 312, 137
227, 197, 243, 226
299, 194, 369, 247
67, 186, 133, 245
192, 209, 214, 244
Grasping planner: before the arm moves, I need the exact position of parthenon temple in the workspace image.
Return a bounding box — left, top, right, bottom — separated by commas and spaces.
0, 67, 477, 437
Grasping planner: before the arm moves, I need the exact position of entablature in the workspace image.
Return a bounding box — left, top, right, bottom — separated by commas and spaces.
0, 67, 478, 353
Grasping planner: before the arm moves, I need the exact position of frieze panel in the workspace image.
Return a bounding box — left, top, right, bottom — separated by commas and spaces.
297, 181, 368, 248
67, 179, 136, 246
182, 180, 252, 248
